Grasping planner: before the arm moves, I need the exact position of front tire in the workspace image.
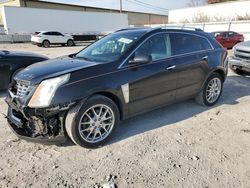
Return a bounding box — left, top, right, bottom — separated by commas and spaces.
66, 95, 120, 148
195, 72, 223, 106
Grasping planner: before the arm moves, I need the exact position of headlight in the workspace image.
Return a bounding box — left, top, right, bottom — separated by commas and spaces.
28, 74, 70, 108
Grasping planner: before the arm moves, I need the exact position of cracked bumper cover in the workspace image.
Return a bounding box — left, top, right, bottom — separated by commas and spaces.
6, 108, 67, 144
5, 95, 69, 145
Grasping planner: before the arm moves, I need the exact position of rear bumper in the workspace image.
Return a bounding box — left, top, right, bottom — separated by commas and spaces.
31, 42, 41, 45
31, 37, 43, 44
229, 56, 250, 72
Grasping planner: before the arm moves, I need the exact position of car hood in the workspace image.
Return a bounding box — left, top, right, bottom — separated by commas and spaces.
235, 41, 250, 51
16, 56, 99, 84
1, 50, 48, 59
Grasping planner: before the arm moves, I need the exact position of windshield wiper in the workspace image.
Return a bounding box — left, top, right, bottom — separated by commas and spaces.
74, 55, 94, 62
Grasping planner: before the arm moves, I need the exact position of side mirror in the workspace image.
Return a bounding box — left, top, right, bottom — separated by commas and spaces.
129, 53, 152, 65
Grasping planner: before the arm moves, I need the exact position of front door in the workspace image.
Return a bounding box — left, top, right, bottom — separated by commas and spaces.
121, 33, 179, 115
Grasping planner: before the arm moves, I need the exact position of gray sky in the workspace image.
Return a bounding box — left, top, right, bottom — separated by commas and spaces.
39, 0, 205, 15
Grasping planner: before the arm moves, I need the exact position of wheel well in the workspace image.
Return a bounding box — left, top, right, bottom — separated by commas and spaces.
43, 39, 50, 43
214, 69, 226, 82
92, 92, 123, 120
10, 68, 23, 83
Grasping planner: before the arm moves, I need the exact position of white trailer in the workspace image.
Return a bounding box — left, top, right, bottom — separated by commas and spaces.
1, 6, 128, 38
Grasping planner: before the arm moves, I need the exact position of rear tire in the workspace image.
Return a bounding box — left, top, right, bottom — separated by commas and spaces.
195, 72, 223, 106
65, 95, 120, 148
42, 40, 50, 48
67, 39, 74, 47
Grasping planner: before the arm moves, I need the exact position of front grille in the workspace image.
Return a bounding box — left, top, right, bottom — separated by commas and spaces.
15, 80, 31, 98
235, 49, 250, 60
235, 54, 250, 60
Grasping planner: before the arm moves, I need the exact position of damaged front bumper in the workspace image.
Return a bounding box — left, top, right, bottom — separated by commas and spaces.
5, 92, 76, 145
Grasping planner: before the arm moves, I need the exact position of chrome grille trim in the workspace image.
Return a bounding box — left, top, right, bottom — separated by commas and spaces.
15, 80, 31, 98
235, 49, 250, 60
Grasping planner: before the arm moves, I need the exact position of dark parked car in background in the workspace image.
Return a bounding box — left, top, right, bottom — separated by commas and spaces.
211, 31, 244, 49
229, 40, 250, 75
5, 27, 228, 148
0, 50, 48, 90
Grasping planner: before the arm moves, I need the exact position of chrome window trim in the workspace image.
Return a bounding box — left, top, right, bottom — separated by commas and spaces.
118, 31, 214, 69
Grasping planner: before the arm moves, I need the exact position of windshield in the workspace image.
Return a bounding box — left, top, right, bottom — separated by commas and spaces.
75, 31, 144, 63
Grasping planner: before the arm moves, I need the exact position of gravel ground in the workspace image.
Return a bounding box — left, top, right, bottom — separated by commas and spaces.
0, 43, 250, 188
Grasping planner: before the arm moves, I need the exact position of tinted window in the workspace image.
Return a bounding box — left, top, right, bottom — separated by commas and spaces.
53, 32, 63, 36
221, 32, 227, 38
132, 33, 172, 61
173, 33, 212, 55
43, 32, 52, 36
228, 32, 236, 37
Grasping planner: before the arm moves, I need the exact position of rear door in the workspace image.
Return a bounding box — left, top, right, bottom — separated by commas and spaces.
42, 32, 54, 43
171, 32, 213, 100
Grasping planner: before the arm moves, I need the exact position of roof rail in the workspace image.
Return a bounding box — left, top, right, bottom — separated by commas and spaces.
115, 27, 150, 32
156, 26, 203, 32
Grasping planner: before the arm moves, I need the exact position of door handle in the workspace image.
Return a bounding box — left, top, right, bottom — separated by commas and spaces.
202, 56, 208, 61
166, 65, 176, 70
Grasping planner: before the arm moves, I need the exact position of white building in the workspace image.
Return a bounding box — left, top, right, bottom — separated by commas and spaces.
169, 1, 250, 23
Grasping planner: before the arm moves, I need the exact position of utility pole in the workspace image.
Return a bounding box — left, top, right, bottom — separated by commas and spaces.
120, 0, 122, 13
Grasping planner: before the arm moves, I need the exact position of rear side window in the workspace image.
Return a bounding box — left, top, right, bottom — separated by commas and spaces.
173, 33, 212, 55
228, 32, 235, 37
43, 32, 52, 36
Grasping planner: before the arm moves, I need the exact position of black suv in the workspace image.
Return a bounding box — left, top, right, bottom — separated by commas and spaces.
5, 27, 228, 148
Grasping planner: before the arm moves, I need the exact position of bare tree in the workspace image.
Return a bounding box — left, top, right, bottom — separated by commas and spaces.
207, 0, 237, 4
187, 0, 207, 7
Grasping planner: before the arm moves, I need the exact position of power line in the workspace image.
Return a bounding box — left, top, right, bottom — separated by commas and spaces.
133, 0, 169, 11
126, 0, 168, 13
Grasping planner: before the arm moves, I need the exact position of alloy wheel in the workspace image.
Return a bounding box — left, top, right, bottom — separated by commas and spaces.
78, 104, 115, 143
206, 77, 222, 104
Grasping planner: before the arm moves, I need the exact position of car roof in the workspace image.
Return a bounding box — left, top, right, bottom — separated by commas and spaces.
37, 31, 61, 33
